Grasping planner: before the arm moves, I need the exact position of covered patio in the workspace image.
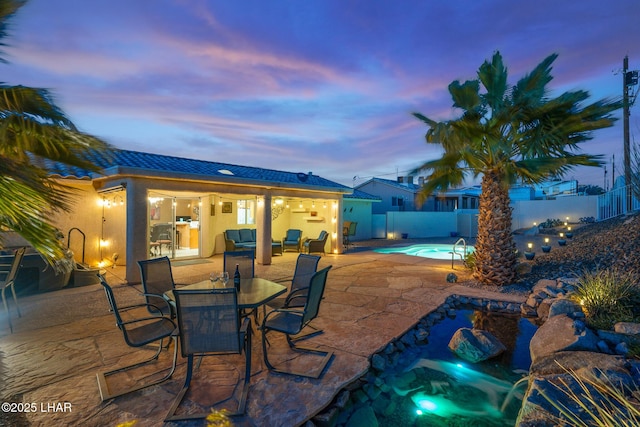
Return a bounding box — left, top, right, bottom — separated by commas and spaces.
0, 242, 525, 426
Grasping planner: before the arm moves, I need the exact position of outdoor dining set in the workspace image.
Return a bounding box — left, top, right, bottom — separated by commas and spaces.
96, 251, 333, 422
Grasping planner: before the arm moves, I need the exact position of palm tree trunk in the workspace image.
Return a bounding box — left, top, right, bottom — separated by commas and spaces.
473, 171, 518, 286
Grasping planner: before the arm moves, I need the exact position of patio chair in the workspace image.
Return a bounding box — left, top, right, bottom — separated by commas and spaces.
270, 253, 321, 310
261, 266, 333, 378
0, 247, 26, 333
165, 288, 251, 421
282, 229, 302, 252
138, 256, 178, 318
343, 221, 357, 249
223, 250, 255, 280
303, 230, 329, 255
96, 274, 178, 401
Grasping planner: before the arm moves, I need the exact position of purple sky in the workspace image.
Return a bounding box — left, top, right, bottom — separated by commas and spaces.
3, 0, 640, 188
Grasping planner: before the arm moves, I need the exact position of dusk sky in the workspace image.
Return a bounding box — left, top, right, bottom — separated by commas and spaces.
3, 0, 640, 189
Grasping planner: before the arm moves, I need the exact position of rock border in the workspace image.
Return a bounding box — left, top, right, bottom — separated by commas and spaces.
312, 280, 640, 427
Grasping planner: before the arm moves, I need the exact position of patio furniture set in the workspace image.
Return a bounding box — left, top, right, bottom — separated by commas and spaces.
97, 252, 333, 421
224, 228, 330, 255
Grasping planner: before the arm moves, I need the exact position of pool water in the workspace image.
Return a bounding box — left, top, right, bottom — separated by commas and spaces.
374, 244, 475, 260
335, 308, 538, 426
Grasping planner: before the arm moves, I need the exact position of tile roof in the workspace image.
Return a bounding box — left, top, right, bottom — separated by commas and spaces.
344, 189, 381, 201
357, 177, 423, 192
45, 149, 352, 192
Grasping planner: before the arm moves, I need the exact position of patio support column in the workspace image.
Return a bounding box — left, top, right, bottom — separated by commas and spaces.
335, 198, 344, 254
125, 180, 148, 283
256, 195, 272, 265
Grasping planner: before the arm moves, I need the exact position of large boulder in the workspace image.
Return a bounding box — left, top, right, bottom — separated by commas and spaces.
448, 328, 506, 363
529, 315, 599, 364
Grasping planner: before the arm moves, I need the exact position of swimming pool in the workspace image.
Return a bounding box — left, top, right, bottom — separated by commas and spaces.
374, 243, 475, 260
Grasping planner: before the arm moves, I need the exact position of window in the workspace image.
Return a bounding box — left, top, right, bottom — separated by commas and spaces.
391, 196, 404, 207
237, 199, 255, 225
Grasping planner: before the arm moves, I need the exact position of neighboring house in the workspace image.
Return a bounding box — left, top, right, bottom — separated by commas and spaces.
356, 177, 431, 213
342, 189, 381, 241
533, 179, 579, 199
34, 149, 353, 283
356, 177, 482, 213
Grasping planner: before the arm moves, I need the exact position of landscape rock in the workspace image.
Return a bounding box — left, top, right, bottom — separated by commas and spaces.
447, 327, 506, 363
529, 315, 599, 364
547, 298, 583, 319
614, 322, 640, 335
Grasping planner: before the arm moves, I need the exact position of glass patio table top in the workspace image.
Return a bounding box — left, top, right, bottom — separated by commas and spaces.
164, 277, 287, 309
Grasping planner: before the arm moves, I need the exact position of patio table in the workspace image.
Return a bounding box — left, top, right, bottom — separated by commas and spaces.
164, 277, 286, 311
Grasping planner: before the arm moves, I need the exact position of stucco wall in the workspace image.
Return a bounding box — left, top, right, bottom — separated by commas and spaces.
511, 196, 598, 230
343, 199, 375, 240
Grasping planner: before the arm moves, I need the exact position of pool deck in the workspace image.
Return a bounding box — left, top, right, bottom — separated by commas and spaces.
0, 238, 528, 426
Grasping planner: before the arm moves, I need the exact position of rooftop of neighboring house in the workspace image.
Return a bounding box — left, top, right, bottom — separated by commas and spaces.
344, 189, 381, 201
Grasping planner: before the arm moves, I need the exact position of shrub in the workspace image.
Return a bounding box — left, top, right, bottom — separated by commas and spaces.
580, 216, 596, 224
464, 251, 476, 270
539, 218, 563, 229
571, 268, 640, 330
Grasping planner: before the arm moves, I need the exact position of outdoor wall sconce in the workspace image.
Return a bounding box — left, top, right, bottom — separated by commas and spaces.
524, 243, 535, 260
558, 232, 567, 246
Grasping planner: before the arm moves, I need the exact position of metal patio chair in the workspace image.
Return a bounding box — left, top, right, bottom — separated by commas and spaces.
270, 253, 321, 310
0, 247, 26, 333
138, 256, 178, 318
165, 288, 251, 421
261, 266, 333, 378
96, 274, 178, 401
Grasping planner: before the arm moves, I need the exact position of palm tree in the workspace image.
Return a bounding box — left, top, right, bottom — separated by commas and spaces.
0, 0, 112, 270
413, 52, 621, 286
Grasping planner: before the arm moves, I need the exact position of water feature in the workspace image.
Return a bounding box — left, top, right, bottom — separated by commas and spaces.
322, 298, 538, 426
374, 243, 475, 260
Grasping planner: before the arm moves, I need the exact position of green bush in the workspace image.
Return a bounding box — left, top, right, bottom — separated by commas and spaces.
464, 251, 476, 270
539, 218, 564, 229
571, 269, 640, 330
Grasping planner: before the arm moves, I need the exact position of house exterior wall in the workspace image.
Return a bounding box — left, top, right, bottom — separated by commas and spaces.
357, 181, 425, 213
342, 199, 375, 240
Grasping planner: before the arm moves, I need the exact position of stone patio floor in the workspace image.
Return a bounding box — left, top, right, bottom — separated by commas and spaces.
0, 239, 527, 426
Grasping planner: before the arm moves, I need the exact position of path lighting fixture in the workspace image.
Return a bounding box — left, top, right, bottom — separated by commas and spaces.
558, 232, 567, 246
566, 226, 573, 239
542, 237, 551, 253
525, 242, 535, 260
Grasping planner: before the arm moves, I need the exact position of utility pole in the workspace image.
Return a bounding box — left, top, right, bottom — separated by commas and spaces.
623, 56, 638, 210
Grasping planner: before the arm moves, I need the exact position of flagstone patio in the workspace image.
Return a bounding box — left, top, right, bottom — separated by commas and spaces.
0, 240, 526, 426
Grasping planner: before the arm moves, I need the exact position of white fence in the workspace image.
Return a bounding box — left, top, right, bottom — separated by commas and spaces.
371, 195, 605, 240
597, 185, 640, 221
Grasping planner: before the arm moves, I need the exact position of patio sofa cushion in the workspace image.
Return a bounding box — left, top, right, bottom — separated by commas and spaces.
239, 228, 254, 243
224, 229, 282, 255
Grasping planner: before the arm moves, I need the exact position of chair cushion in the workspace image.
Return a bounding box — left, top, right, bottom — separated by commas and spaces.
226, 229, 241, 242
285, 230, 301, 241
239, 229, 254, 243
